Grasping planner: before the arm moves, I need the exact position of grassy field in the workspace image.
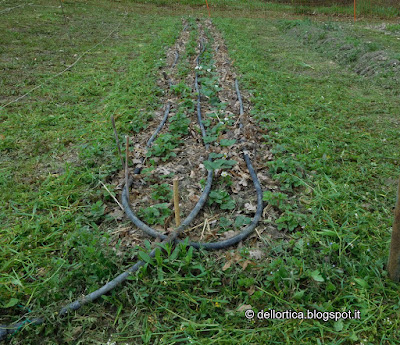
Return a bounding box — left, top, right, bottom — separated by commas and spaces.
132, 0, 400, 18
1, 0, 400, 344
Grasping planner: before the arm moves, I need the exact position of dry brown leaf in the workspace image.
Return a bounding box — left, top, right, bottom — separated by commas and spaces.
244, 203, 257, 212
238, 177, 248, 187
239, 259, 255, 270
223, 230, 238, 239
247, 286, 255, 296
189, 194, 200, 202
109, 209, 125, 220
262, 204, 272, 218
222, 260, 233, 271
233, 251, 241, 262
249, 249, 264, 260
155, 166, 171, 175
237, 304, 253, 312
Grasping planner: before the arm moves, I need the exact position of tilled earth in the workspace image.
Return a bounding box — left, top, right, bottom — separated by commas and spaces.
105, 18, 285, 265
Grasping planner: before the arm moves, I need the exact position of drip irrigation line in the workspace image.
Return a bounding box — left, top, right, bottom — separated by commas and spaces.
122, 37, 214, 243
120, 34, 263, 249
59, 36, 218, 315
235, 79, 244, 127
0, 24, 263, 342
0, 31, 181, 343
172, 52, 179, 68
146, 102, 171, 147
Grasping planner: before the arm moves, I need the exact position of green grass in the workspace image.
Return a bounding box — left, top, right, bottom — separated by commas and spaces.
0, 0, 181, 342
2, 0, 400, 344
130, 0, 400, 18
214, 15, 400, 343
386, 23, 400, 32
279, 18, 400, 87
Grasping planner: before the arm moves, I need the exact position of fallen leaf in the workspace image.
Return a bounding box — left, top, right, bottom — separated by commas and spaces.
247, 286, 255, 296
239, 259, 255, 270
237, 304, 252, 312
189, 194, 200, 202
244, 203, 256, 212
222, 260, 233, 271
249, 249, 264, 260
223, 230, 238, 239
109, 209, 125, 220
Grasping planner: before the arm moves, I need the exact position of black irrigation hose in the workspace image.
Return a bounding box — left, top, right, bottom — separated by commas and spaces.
0, 39, 184, 344
122, 38, 214, 242
146, 102, 171, 147
59, 40, 220, 315
172, 52, 179, 68
235, 79, 244, 126
121, 38, 263, 249
0, 318, 43, 341
0, 26, 263, 342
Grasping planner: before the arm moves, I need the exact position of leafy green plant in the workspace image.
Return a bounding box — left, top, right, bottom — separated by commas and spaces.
169, 111, 190, 136
219, 216, 233, 231
151, 183, 172, 201
268, 157, 304, 190
220, 139, 236, 147
146, 133, 180, 161
234, 215, 251, 228
89, 200, 105, 221
276, 210, 307, 232
263, 191, 292, 211
171, 82, 192, 97
203, 159, 237, 171
208, 190, 235, 210
138, 203, 172, 225
130, 112, 152, 133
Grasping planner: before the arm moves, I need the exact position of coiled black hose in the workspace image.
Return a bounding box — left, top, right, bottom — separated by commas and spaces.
146, 102, 171, 147
121, 38, 263, 249
0, 29, 264, 343
172, 52, 179, 68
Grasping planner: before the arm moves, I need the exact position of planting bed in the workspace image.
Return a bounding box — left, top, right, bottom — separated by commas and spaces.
107, 18, 286, 255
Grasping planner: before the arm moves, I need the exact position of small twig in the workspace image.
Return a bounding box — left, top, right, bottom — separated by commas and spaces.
125, 136, 129, 195
111, 227, 130, 235
206, 218, 212, 235
255, 229, 269, 247
184, 215, 218, 233
111, 115, 124, 168
99, 181, 124, 211
173, 179, 181, 227
200, 219, 208, 241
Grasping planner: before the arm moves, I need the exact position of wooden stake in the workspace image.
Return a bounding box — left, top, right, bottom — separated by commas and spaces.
354, 0, 356, 22
173, 179, 181, 227
111, 115, 124, 169
125, 136, 129, 194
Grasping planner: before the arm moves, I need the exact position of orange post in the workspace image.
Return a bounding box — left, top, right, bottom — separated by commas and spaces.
205, 0, 211, 17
